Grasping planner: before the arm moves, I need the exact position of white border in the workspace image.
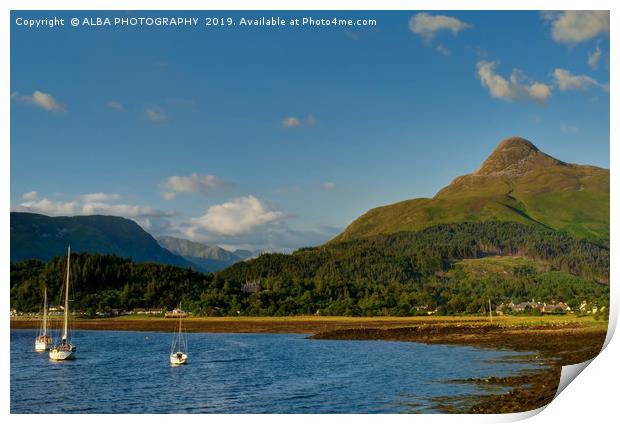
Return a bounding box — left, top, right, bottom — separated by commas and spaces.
3, 1, 616, 422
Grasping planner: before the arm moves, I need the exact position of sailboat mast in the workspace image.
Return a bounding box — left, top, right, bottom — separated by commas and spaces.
62, 245, 71, 342
42, 287, 48, 336
178, 304, 182, 345
177, 303, 184, 351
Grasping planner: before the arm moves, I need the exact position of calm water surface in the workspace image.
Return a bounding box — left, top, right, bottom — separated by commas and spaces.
11, 330, 541, 413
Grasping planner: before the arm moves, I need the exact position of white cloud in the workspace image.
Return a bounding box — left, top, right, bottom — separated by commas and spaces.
548, 11, 609, 44
12, 90, 65, 112
79, 192, 121, 203
138, 217, 175, 234
145, 107, 167, 122
322, 182, 336, 190
107, 101, 124, 111
156, 197, 341, 252
14, 193, 174, 220
32, 91, 65, 111
435, 44, 451, 56
408, 13, 472, 40
22, 191, 39, 201
15, 198, 80, 216
282, 117, 301, 128
161, 173, 231, 199
282, 114, 317, 129
172, 223, 340, 253
553, 68, 609, 92
588, 44, 602, 70
177, 220, 340, 253
186, 195, 286, 237
560, 124, 579, 134
80, 202, 173, 218
476, 60, 552, 103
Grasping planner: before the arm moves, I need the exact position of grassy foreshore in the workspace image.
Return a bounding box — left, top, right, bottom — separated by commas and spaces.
11, 314, 608, 413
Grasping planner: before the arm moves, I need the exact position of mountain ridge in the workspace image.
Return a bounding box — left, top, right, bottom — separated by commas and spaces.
156, 235, 246, 272
10, 212, 192, 268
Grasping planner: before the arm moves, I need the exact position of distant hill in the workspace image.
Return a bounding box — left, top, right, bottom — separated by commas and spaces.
233, 249, 255, 260
332, 137, 609, 243
10, 212, 192, 268
157, 235, 245, 272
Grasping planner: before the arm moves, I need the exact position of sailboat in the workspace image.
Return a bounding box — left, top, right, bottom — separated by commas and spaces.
49, 246, 77, 361
169, 304, 188, 365
34, 287, 51, 351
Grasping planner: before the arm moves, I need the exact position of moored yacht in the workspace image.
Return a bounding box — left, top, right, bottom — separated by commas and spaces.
169, 304, 188, 365
34, 287, 51, 351
49, 246, 76, 361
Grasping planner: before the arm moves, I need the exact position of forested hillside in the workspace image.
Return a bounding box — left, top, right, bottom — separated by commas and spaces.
11, 222, 609, 316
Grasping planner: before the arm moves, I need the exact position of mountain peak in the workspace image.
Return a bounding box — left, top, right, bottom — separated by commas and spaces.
474, 136, 565, 177
494, 136, 539, 153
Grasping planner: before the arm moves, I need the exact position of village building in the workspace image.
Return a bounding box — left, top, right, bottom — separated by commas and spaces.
242, 281, 263, 293
541, 302, 569, 314
497, 300, 570, 315
165, 309, 190, 318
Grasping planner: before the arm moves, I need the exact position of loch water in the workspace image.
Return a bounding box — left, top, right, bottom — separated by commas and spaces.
11, 329, 541, 413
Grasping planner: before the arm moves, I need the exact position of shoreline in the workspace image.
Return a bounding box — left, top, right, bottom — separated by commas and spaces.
10, 315, 518, 333
11, 315, 608, 413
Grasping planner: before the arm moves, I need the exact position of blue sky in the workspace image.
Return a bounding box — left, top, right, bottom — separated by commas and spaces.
10, 10, 610, 251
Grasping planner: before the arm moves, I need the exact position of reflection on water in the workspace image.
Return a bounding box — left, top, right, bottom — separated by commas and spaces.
11, 329, 540, 413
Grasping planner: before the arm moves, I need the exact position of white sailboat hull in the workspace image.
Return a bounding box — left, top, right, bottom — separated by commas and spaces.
49, 345, 76, 361
36, 287, 51, 351
35, 340, 51, 351
170, 352, 188, 365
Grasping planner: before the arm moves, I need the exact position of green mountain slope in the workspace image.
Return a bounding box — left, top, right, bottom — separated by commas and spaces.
332, 137, 609, 243
10, 212, 191, 268
157, 235, 244, 272
221, 221, 609, 285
